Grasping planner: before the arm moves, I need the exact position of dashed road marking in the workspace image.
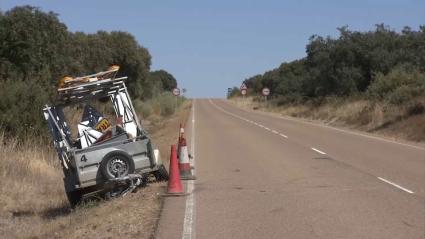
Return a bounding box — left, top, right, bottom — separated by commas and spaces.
208, 99, 289, 140
378, 177, 414, 194
210, 99, 417, 197
311, 147, 326, 155
218, 99, 424, 150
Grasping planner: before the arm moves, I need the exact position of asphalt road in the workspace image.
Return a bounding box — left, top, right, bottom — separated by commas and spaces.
156, 99, 424, 239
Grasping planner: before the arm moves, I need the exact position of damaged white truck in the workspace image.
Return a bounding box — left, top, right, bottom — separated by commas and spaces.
43, 66, 168, 207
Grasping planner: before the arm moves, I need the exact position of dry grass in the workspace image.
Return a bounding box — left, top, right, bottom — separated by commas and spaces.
0, 134, 66, 214
230, 97, 425, 143
145, 101, 192, 166
0, 100, 192, 239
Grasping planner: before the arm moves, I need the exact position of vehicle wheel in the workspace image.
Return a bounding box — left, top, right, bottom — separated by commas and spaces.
66, 190, 83, 208
154, 165, 169, 181
100, 152, 135, 180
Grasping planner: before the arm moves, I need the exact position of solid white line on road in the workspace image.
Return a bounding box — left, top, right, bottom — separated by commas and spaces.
279, 133, 288, 138
311, 147, 326, 155
377, 177, 414, 194
182, 100, 196, 239
219, 99, 424, 150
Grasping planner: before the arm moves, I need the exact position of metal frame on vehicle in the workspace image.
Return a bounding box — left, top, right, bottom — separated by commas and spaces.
43, 66, 168, 206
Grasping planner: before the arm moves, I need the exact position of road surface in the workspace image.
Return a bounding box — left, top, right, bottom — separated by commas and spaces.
156, 99, 424, 239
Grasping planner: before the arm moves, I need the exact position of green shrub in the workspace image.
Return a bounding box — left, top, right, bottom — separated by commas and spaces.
157, 92, 177, 117
367, 65, 425, 104
0, 80, 53, 140
134, 99, 153, 118
387, 85, 419, 105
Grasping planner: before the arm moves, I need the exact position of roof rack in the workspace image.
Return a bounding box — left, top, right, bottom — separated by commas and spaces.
58, 65, 120, 88
56, 66, 129, 105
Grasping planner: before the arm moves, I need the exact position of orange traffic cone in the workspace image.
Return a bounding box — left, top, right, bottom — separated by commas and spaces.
179, 133, 196, 180
164, 145, 186, 196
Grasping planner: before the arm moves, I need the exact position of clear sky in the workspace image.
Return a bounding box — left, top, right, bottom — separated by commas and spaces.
1, 0, 424, 97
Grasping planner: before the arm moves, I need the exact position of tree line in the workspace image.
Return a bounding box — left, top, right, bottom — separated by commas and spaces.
239, 24, 425, 106
0, 6, 177, 138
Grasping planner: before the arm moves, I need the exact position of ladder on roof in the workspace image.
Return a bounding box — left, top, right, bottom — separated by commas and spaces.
58, 65, 120, 89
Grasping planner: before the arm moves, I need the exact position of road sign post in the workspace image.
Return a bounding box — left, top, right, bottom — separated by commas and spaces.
262, 87, 270, 107
240, 89, 247, 97
172, 88, 180, 112
227, 88, 232, 99
240, 83, 247, 100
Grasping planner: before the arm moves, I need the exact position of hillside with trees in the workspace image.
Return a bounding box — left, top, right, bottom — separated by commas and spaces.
233, 24, 425, 141
0, 6, 178, 139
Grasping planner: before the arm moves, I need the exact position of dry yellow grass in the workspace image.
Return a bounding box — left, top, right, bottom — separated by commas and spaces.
0, 100, 192, 239
0, 134, 67, 216
230, 97, 425, 142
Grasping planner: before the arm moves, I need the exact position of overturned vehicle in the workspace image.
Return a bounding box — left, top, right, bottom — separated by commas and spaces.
43, 66, 169, 207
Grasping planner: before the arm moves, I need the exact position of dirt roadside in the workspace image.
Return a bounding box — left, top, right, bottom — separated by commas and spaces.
0, 101, 192, 239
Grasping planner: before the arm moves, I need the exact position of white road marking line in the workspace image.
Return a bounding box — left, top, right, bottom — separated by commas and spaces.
214, 100, 418, 196
377, 177, 414, 194
220, 99, 424, 150
183, 182, 195, 239
311, 147, 326, 155
208, 99, 290, 141
183, 100, 196, 239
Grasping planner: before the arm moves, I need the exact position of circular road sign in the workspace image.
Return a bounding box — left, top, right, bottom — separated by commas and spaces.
172, 88, 180, 96
262, 87, 270, 96
241, 89, 247, 95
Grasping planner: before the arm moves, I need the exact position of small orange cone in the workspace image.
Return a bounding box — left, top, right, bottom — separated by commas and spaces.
179, 134, 196, 180
165, 145, 186, 196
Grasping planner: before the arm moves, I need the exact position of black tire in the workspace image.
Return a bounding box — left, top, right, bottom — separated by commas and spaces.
66, 190, 83, 208
100, 152, 135, 180
153, 165, 169, 182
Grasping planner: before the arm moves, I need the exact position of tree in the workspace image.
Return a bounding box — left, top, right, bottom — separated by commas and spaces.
241, 24, 425, 102
0, 6, 177, 139
145, 70, 177, 98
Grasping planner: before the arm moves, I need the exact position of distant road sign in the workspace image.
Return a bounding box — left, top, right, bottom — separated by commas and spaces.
240, 83, 247, 90
172, 88, 180, 96
241, 89, 247, 95
262, 87, 270, 96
